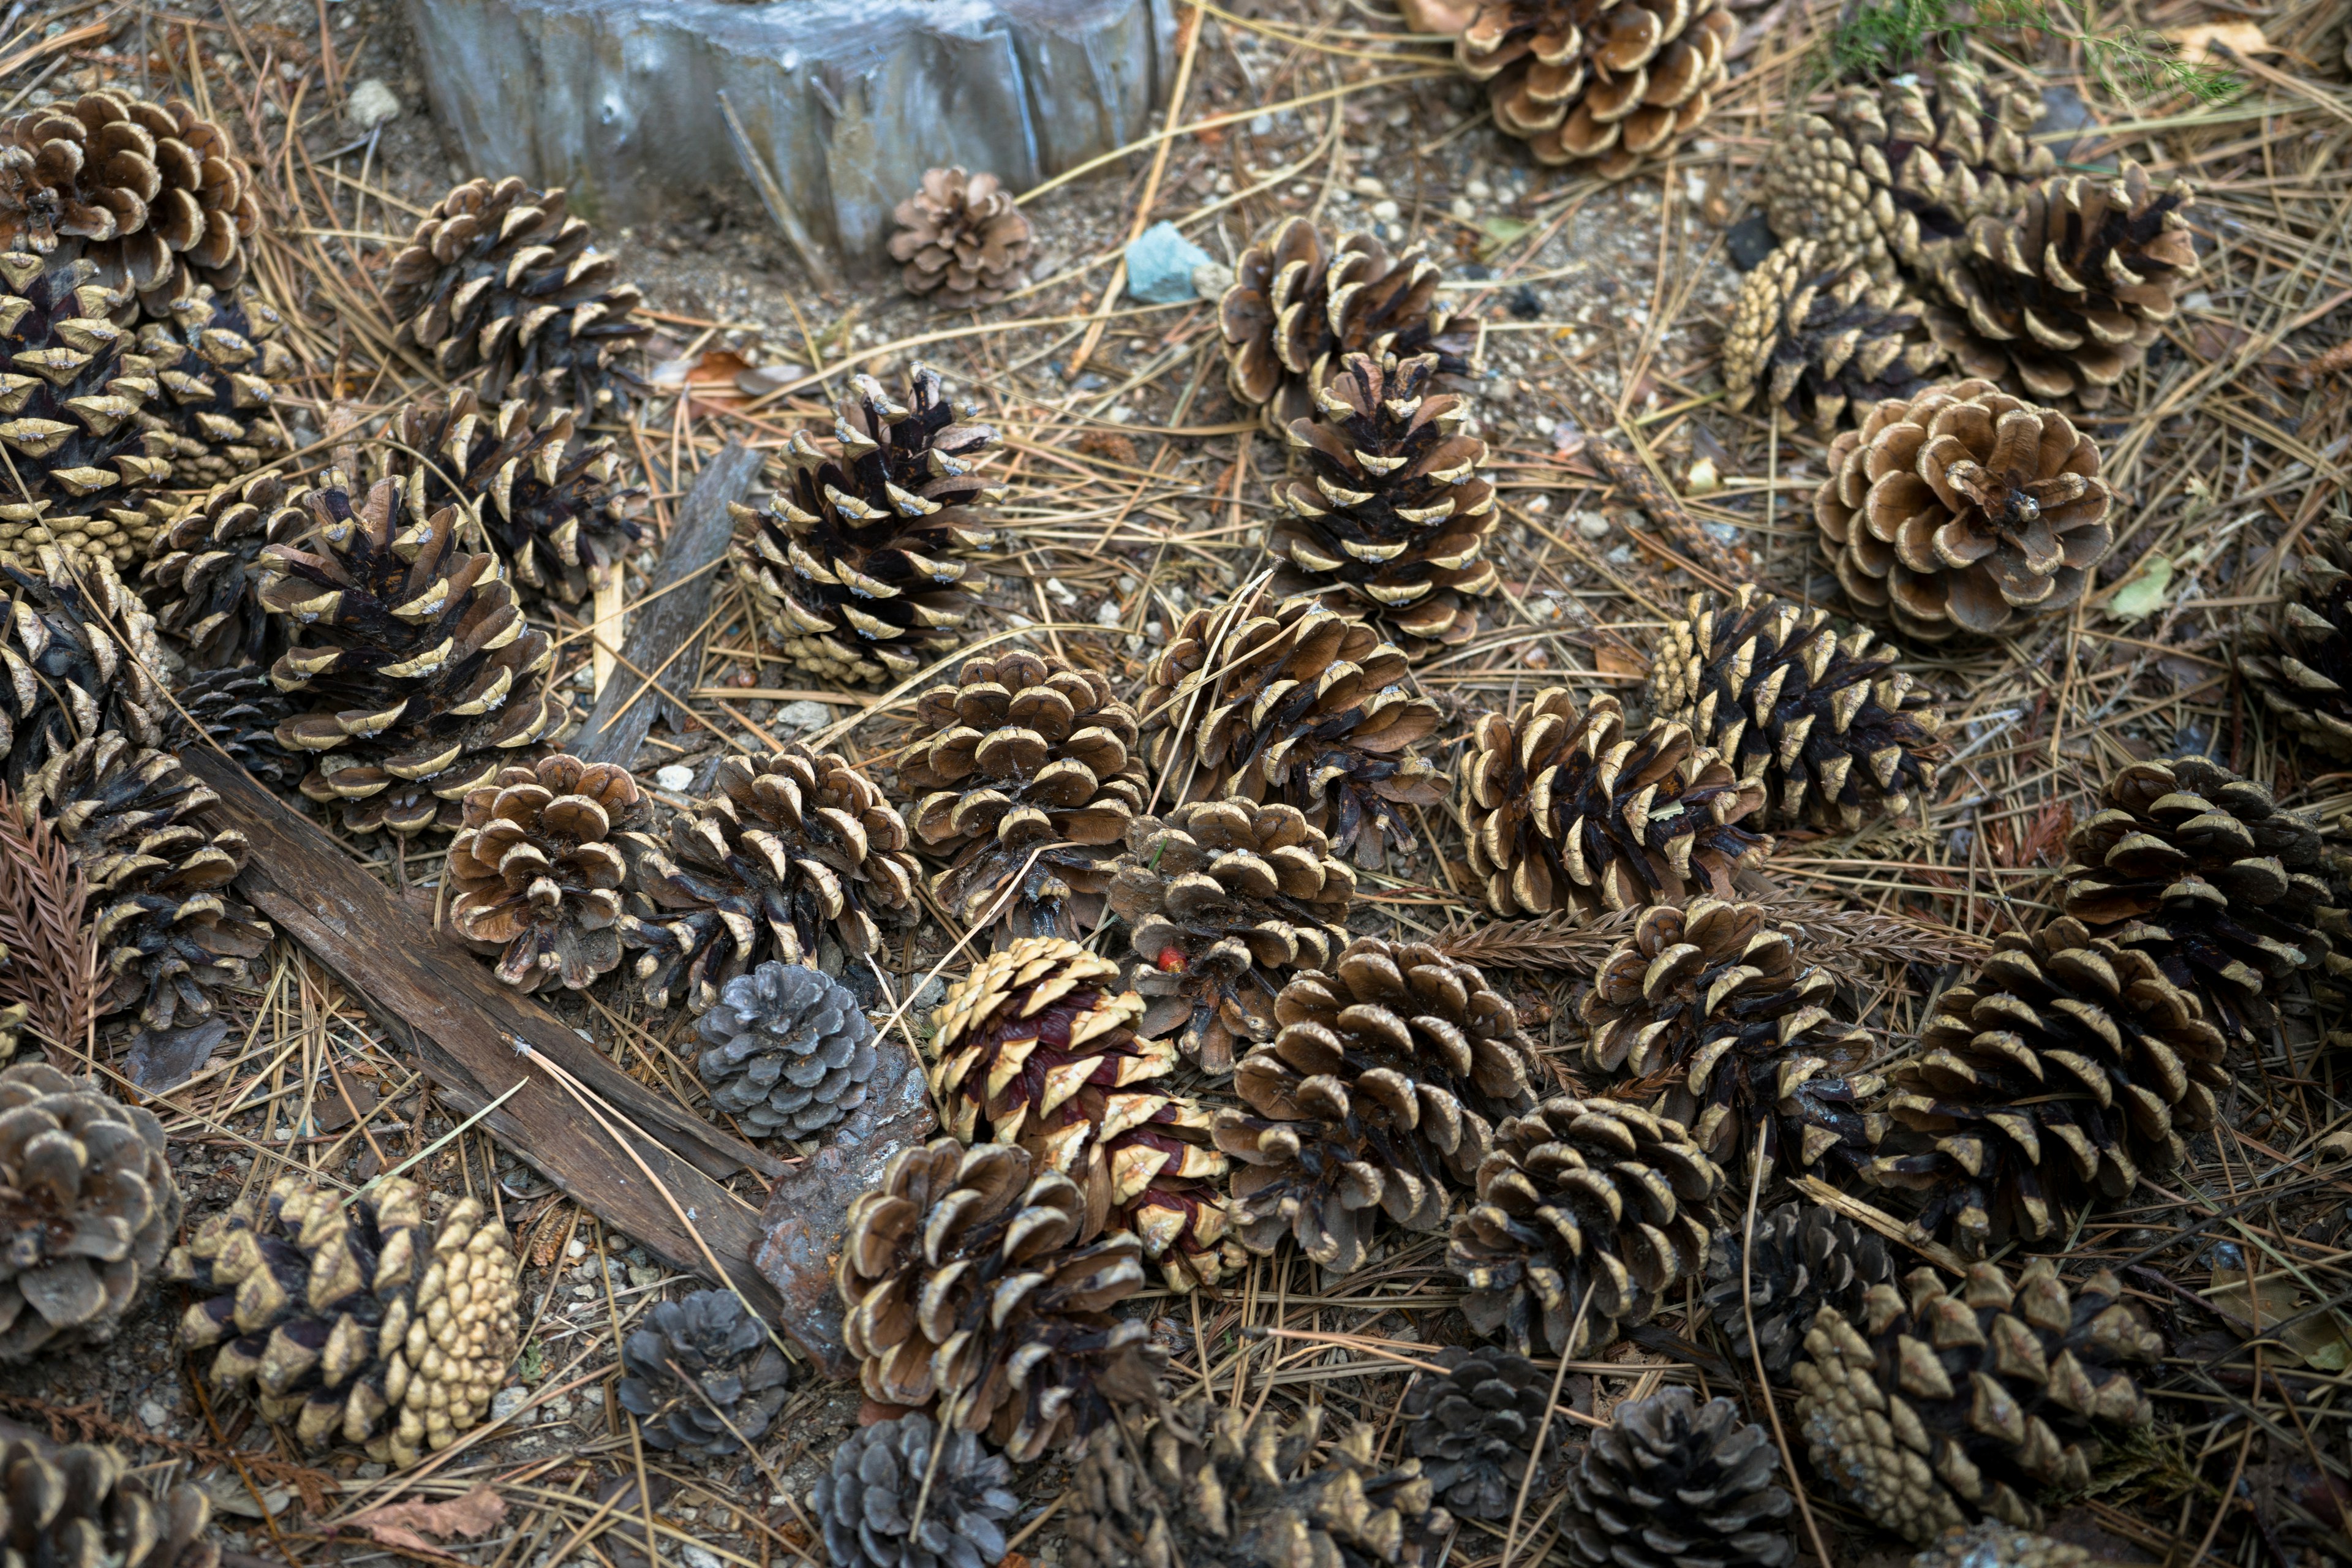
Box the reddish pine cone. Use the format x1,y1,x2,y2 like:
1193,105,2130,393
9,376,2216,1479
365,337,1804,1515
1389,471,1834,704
446,756,646,993
888,167,1033,309
1449,0,1735,177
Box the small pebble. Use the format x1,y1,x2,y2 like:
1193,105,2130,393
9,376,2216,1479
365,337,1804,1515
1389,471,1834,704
774,699,832,732
344,77,399,130
1095,600,1125,628
1574,511,1610,540
1466,178,1492,200
139,1400,170,1431
682,1548,726,1568
491,1387,530,1423
1449,197,1475,222
1686,456,1721,496
655,763,694,791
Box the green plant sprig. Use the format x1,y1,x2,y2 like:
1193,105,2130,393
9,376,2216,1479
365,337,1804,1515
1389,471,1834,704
1823,0,2241,106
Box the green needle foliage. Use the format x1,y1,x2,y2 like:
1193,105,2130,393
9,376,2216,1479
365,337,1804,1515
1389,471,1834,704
1824,0,2241,106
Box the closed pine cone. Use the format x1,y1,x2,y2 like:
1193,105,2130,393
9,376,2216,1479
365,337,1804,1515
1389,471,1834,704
1912,1525,2091,1568
0,1061,180,1358
812,1412,1019,1568
1448,0,1736,177
1,545,166,785
1136,598,1447,869
616,1289,792,1458
168,1175,521,1468
1449,1096,1721,1355
899,650,1145,940
1792,1258,2158,1542
1265,352,1502,654
2243,514,2352,759
1565,1385,1795,1568
140,471,309,670
1704,1201,1894,1385
1105,799,1355,1074
130,285,295,488
695,960,877,1138
889,167,1033,308
1401,1346,1566,1521
445,755,646,993
1722,239,1945,434
1214,937,1536,1275
1647,584,1944,832
1814,379,2114,643
0,1435,218,1568
1457,689,1768,916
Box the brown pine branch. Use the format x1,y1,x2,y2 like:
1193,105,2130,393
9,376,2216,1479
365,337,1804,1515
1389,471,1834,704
0,785,100,1065
1436,902,1990,973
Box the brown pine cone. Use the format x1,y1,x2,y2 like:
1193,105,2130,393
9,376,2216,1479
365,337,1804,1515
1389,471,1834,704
1451,0,1736,177
1,544,166,785
1912,1525,2092,1568
1218,219,1477,432
0,1434,219,1568
888,167,1033,308
1704,1201,1894,1385
1724,239,1945,434
1457,689,1768,916
1106,799,1356,1074
899,650,1145,940
1136,598,1447,869
1814,379,2114,643
2243,513,2352,759
141,471,310,670
166,668,300,790
1213,937,1537,1274
1266,352,1502,655
130,285,295,488
1792,1257,2159,1541
446,755,646,993
1564,1386,1795,1568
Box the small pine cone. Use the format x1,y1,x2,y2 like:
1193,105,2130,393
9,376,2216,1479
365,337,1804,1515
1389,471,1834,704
729,366,998,685
900,650,1144,939
888,168,1033,308
167,668,300,790
1792,1258,2158,1542
1703,1201,1894,1385
1723,239,1945,434
385,178,650,412
930,938,1232,1291
1453,0,1735,177
140,471,309,670
1218,219,1478,431
812,1411,1019,1568
1,545,167,785
1457,690,1768,917
837,1139,1156,1462
1105,799,1356,1074
2244,515,2352,758
1566,1386,1794,1568
628,748,919,1011
0,1061,180,1357
1814,379,2115,643
1136,598,1447,869
1925,163,2198,410
256,476,573,836
1400,1346,1566,1521
1912,1524,2091,1568
168,1175,521,1468
616,1288,793,1458
445,755,646,993
1213,936,1537,1275
1648,585,1944,833
0,1435,218,1568
130,285,295,489
1265,352,1501,654
694,960,878,1138
1449,1097,1722,1355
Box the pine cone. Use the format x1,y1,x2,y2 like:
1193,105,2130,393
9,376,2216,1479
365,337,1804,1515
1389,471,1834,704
812,1411,1019,1568
166,667,300,789
130,285,294,488
1566,1386,1793,1568
1723,239,1945,434
1814,379,2114,642
1647,584,1944,832
0,1061,179,1357
1457,690,1768,917
255,474,572,836
1792,1258,2158,1542
616,1288,793,1458
384,178,650,412
729,366,998,685
140,470,309,670
1265,352,1502,655
1213,937,1536,1274
1452,0,1735,176
1703,1201,1894,1385
1449,1097,1722,1355
1401,1346,1566,1521
1912,1524,2091,1568
1,544,166,785
837,1138,1156,1461
168,1175,521,1468
888,168,1033,309
1863,918,2227,1257
445,755,646,993
1136,598,1447,869
900,650,1145,939
2244,514,2352,758
930,938,1232,1291
628,747,919,1011
0,1434,218,1568
1924,163,2198,409
695,960,878,1138
1218,220,1478,431
1106,799,1356,1075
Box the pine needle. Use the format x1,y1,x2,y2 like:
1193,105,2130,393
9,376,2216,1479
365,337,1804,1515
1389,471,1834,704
1438,902,1989,972
0,785,100,1064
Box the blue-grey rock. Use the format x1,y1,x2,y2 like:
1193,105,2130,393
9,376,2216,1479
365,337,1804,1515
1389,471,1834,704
1123,219,1213,303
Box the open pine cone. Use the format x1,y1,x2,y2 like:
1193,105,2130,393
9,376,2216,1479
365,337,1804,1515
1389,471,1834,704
0,1435,218,1568
813,1412,1019,1568
1401,1346,1566,1521
2244,514,2352,758
141,470,309,670
696,960,878,1139
1724,239,1945,434
889,167,1033,308
1815,379,2114,643
445,755,646,993
617,1289,792,1458
131,285,294,488
1566,1386,1795,1568
1704,1201,1894,1385
167,668,299,790
1,544,166,785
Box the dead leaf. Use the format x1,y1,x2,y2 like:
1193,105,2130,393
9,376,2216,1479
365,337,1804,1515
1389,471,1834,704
345,1485,508,1553
2161,20,2273,62
1594,646,1649,679
2208,1264,2352,1370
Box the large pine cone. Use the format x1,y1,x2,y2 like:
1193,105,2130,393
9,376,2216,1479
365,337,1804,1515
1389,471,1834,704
1724,239,1945,434
1449,1097,1721,1355
888,168,1033,309
1648,584,1944,832
1106,799,1356,1074
1218,220,1477,432
1814,379,2114,643
385,177,650,412
616,1288,792,1458
812,1411,1019,1568
930,938,1231,1291
1,544,166,785
695,960,877,1138
1451,0,1735,177
730,366,998,685
1265,352,1501,654
628,747,919,1011
1214,937,1536,1275
167,1175,521,1467
131,285,295,489
255,475,571,836
1136,598,1447,870
166,667,299,789
0,1061,179,1358
1566,1386,1794,1568
2244,514,2352,758
1401,1346,1566,1521
1458,689,1767,916
141,470,309,670
1792,1258,2158,1541
1703,1201,1894,1385
837,1138,1157,1462
0,1435,218,1568
445,755,646,993
899,650,1144,940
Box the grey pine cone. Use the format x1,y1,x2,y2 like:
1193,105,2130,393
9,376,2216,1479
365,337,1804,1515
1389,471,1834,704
1703,1202,1893,1385
695,961,877,1137
617,1289,792,1458
1401,1346,1564,1521
810,1411,1018,1568
1566,1387,1795,1568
